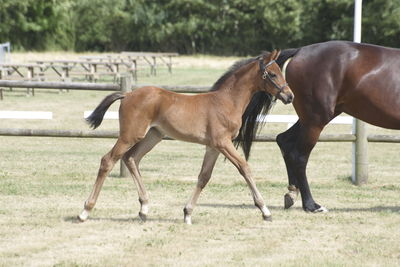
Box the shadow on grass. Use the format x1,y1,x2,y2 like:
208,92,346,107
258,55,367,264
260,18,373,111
64,215,180,224
199,203,300,211
63,204,399,224
199,203,400,213
329,206,400,213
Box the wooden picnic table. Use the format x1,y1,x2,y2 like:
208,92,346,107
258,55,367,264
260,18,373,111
78,57,138,80
0,63,49,95
33,59,132,82
121,52,179,75
0,63,46,80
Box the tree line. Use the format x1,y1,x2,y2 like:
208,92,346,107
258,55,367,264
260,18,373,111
0,0,399,55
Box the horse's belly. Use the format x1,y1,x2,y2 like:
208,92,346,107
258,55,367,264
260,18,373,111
344,72,400,129
344,99,400,130
152,120,209,145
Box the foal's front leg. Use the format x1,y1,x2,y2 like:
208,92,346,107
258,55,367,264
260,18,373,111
216,139,272,221
184,146,220,224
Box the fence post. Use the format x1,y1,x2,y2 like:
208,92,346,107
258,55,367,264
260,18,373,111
352,119,368,185
119,76,132,177
351,0,368,185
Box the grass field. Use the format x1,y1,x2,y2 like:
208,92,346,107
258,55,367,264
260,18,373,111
0,53,399,266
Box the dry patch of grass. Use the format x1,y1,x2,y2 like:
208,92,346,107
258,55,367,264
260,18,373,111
1,135,399,266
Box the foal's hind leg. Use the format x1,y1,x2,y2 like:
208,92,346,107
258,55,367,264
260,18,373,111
216,139,272,221
78,138,133,221
183,146,220,224
122,128,164,221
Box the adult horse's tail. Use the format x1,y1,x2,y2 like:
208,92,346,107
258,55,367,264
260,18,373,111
86,92,125,129
234,48,300,160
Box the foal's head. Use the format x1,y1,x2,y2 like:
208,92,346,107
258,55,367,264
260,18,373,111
258,50,294,104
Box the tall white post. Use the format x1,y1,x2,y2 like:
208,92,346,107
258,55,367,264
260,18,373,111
352,0,368,185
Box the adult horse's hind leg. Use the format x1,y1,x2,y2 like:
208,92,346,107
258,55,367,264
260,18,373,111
282,124,328,213
183,146,220,224
78,138,133,222
216,139,272,221
276,121,301,209
122,128,164,221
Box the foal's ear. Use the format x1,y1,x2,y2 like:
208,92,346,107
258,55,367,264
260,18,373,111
271,49,281,60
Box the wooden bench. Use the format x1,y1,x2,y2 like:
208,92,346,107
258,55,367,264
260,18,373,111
121,52,179,76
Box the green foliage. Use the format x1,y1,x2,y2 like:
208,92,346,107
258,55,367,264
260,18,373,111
0,0,399,54
0,0,74,50
363,0,400,47
299,0,354,43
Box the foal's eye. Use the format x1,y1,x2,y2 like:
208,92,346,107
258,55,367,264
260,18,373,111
268,72,277,78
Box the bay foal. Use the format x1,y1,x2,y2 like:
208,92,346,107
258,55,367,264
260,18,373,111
78,50,293,224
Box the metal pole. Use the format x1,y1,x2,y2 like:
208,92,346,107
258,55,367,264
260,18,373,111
352,0,368,185
119,76,132,178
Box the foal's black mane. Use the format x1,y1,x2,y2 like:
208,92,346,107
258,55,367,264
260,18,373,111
208,52,276,159
234,48,300,160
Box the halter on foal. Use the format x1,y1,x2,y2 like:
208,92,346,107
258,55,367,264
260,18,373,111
78,50,293,224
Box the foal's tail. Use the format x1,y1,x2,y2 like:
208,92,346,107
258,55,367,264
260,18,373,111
86,92,125,129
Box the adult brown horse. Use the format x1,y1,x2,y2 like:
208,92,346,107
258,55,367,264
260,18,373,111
78,50,294,224
237,40,400,213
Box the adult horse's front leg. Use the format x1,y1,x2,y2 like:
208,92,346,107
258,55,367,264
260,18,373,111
217,139,272,221
183,146,220,224
284,124,328,213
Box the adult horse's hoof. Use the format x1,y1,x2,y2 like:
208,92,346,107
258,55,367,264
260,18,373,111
138,212,147,222
284,193,296,209
304,203,329,213
312,206,329,213
284,185,299,209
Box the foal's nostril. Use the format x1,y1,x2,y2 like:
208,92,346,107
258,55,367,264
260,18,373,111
288,94,294,103
281,92,294,104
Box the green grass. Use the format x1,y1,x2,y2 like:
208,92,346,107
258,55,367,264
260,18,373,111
0,54,399,266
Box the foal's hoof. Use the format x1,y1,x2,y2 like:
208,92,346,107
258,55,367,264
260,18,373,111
263,215,272,222
184,215,192,225
284,192,296,209
138,212,147,222
77,210,89,222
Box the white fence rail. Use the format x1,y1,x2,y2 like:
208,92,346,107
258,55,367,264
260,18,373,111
0,111,52,119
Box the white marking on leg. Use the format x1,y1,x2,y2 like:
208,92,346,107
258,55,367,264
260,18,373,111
141,204,149,215
184,215,192,225
78,209,90,221
261,206,272,217
314,206,329,213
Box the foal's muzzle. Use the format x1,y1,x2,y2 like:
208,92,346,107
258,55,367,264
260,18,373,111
277,89,294,104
